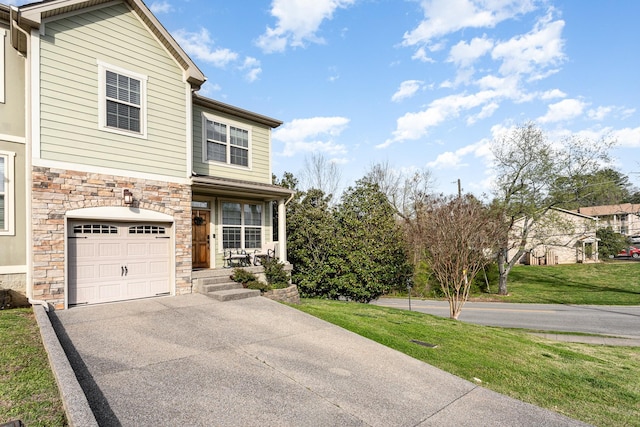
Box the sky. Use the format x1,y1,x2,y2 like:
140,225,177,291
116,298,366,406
11,0,640,198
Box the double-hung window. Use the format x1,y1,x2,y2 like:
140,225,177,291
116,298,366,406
98,61,147,137
204,115,250,167
221,202,262,249
0,151,15,235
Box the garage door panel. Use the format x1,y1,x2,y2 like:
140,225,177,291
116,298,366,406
150,279,170,295
99,242,123,257
68,221,173,306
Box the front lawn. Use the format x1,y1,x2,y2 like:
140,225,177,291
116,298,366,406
0,308,67,426
471,262,640,305
295,299,639,427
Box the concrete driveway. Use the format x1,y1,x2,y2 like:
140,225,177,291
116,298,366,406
47,294,589,426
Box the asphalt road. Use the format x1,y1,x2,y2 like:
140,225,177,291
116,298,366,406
371,298,640,339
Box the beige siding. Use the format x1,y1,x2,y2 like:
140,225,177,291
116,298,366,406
192,105,272,184
0,26,26,138
39,3,188,178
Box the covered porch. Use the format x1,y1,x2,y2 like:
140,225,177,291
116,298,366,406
190,175,295,272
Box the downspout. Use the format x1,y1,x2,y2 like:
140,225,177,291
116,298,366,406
13,9,45,310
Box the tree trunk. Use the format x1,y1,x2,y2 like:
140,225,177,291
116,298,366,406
497,248,509,295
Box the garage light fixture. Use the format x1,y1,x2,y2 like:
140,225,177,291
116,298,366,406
123,189,134,205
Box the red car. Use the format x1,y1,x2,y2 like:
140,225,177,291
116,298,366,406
616,247,640,258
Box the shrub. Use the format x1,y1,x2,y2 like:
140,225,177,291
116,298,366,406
262,257,290,289
246,281,270,292
231,268,258,285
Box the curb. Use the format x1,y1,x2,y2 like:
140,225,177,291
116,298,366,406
33,305,98,427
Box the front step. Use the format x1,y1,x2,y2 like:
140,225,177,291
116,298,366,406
194,276,260,302
208,288,261,302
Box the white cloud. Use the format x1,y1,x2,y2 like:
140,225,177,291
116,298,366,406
587,106,613,121
412,47,435,63
173,28,238,67
537,98,586,123
491,13,565,77
391,80,424,102
403,0,537,47
540,89,566,100
256,0,356,53
448,36,493,67
149,1,172,14
612,126,640,147
240,57,262,82
427,140,491,169
467,102,499,125
273,117,350,157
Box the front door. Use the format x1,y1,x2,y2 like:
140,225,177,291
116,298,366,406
192,210,210,268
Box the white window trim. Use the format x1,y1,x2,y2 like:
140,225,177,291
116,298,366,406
218,201,264,251
201,112,252,170
1,29,6,104
97,60,148,139
0,150,16,236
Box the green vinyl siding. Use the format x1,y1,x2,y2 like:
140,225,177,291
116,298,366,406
0,141,26,266
39,3,188,178
192,105,272,184
0,26,25,138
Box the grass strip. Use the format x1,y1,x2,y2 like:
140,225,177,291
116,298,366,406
0,308,67,426
295,299,640,427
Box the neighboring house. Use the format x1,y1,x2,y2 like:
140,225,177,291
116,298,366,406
0,5,27,295
576,203,640,238
510,208,599,265
2,0,293,309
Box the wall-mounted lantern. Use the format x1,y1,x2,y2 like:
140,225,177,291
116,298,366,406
123,189,134,205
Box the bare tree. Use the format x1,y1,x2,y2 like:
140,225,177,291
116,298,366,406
365,161,434,220
420,195,501,319
492,123,614,295
301,153,342,198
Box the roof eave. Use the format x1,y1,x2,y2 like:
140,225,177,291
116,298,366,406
193,93,283,128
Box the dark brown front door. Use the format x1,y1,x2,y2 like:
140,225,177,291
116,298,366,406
192,210,210,269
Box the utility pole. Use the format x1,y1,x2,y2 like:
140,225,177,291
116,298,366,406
457,179,462,198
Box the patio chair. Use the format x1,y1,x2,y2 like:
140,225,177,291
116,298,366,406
250,242,277,266
224,249,250,268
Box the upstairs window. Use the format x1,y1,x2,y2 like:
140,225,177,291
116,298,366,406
98,61,147,138
203,114,251,168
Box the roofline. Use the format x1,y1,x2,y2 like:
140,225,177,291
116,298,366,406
193,93,283,128
13,0,206,88
192,175,294,200
551,206,598,221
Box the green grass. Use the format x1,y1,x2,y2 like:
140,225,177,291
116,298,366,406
295,299,640,427
471,262,640,305
0,308,67,426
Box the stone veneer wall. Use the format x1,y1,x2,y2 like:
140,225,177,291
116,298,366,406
32,166,192,309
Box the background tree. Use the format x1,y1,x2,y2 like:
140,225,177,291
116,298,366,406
551,168,634,209
300,153,342,198
286,179,412,303
420,194,501,319
596,227,630,259
333,179,413,302
491,123,613,295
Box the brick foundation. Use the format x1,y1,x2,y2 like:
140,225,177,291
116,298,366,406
32,166,192,309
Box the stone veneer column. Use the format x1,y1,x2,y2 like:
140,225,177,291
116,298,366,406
31,166,192,309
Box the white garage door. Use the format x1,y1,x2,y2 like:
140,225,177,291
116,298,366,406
68,221,172,305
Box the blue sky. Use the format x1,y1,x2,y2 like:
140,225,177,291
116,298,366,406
12,0,640,197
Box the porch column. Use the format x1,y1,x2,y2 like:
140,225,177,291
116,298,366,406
278,197,287,262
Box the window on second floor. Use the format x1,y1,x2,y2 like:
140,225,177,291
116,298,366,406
98,61,147,138
203,114,251,168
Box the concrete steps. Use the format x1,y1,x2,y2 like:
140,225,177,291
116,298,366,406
194,274,260,302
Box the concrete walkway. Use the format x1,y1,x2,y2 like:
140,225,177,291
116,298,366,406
44,294,590,426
